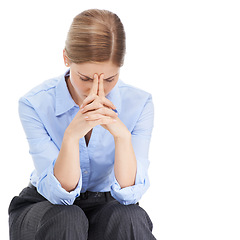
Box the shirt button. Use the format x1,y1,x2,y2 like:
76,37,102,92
84,170,88,174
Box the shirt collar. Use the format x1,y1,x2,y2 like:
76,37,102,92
55,69,122,116
55,69,78,116
105,77,122,115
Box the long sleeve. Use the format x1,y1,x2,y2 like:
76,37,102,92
110,94,154,205
18,97,81,205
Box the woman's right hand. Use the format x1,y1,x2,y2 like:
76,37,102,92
64,73,118,141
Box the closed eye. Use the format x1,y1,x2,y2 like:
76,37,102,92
79,77,114,82
105,78,114,82
79,77,92,82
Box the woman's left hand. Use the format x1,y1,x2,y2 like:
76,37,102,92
80,74,130,139
101,114,130,139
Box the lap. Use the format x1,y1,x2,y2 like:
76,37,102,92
9,186,155,240
9,187,88,240
93,200,151,226
88,200,155,240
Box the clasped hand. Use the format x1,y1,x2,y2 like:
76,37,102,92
80,73,129,138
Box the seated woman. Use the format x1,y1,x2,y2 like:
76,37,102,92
8,9,156,240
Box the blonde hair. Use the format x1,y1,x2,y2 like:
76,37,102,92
64,9,126,67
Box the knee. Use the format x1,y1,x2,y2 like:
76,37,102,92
104,202,151,227
94,202,155,239
42,204,88,226
37,205,88,238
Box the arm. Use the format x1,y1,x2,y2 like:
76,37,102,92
114,132,137,188
110,94,154,205
53,132,81,192
18,98,82,205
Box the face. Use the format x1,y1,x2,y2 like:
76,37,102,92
63,50,120,106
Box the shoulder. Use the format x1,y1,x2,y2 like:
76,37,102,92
118,79,151,97
19,74,61,107
20,77,59,100
118,79,153,108
117,79,154,130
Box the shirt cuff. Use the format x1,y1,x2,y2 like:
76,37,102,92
110,161,150,205
37,159,82,205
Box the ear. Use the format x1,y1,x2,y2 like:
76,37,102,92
63,49,70,67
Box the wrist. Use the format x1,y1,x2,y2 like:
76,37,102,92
64,128,81,143
114,130,131,141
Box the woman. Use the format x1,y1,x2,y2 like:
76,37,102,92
8,9,156,240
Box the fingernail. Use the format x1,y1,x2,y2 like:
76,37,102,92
80,104,83,109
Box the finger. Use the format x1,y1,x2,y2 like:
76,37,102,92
89,73,99,96
81,93,117,111
84,113,115,121
101,97,117,110
84,113,103,120
85,107,118,119
81,100,103,114
89,116,117,124
98,116,117,124
98,107,118,118
86,117,116,129
98,74,105,98
80,94,97,109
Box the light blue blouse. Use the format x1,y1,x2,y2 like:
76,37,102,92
18,69,154,205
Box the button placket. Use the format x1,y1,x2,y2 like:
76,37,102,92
79,138,90,191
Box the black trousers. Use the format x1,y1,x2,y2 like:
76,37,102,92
8,185,157,240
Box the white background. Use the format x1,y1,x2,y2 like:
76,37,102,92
1,0,240,239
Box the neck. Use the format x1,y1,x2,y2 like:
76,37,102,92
65,76,83,107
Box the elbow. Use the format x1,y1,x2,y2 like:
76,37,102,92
53,172,80,192
60,180,79,192
53,167,81,192
116,177,136,189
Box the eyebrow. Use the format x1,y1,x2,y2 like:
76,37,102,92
77,72,118,80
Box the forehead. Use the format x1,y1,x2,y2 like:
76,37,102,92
72,61,120,78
